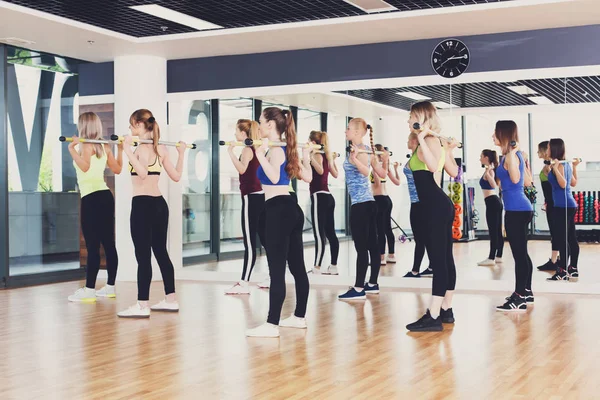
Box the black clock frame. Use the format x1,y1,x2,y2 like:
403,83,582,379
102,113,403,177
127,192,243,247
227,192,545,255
431,38,470,79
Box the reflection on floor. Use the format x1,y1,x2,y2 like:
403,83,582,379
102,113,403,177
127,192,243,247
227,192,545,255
182,239,600,294
2,280,599,398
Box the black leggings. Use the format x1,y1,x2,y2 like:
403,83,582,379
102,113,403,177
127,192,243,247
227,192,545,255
310,192,339,267
262,195,309,325
410,202,430,273
546,204,560,251
240,193,265,281
374,195,395,255
553,207,579,269
81,190,118,289
350,201,380,288
485,195,504,260
423,199,456,297
504,211,533,295
131,196,175,301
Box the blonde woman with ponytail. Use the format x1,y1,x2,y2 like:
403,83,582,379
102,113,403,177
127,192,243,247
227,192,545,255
307,130,339,275
246,107,313,338
118,109,187,318
338,118,387,301
224,119,266,295
67,112,123,303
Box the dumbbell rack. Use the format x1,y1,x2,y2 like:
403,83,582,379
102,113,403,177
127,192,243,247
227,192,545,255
573,191,600,244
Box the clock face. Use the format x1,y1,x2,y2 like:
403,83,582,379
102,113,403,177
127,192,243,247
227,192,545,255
431,39,470,78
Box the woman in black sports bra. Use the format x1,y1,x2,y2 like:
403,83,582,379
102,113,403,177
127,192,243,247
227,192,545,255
405,102,460,332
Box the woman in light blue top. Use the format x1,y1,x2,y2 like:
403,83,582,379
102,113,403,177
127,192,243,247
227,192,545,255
338,118,388,301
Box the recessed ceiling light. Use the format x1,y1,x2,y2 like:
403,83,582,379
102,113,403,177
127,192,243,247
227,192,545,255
432,101,459,109
507,85,537,96
528,96,554,105
130,5,222,31
396,91,431,101
342,0,397,13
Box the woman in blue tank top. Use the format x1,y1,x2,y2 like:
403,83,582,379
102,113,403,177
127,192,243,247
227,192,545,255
546,138,579,282
493,121,533,312
477,149,504,267
245,107,313,338
338,118,388,301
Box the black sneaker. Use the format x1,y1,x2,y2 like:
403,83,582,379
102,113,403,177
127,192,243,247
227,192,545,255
567,265,579,281
440,308,455,324
525,289,534,304
547,268,568,281
496,293,527,312
403,271,420,278
406,309,443,332
537,259,557,271
419,267,433,278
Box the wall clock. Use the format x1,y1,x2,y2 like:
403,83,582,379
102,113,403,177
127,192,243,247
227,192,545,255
431,39,470,78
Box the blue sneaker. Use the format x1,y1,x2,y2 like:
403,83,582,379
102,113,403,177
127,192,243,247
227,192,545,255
338,287,366,301
364,283,380,294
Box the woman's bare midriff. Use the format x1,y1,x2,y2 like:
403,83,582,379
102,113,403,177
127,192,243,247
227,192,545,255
132,175,163,197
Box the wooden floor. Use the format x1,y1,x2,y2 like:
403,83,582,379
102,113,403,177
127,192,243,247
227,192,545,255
2,280,600,399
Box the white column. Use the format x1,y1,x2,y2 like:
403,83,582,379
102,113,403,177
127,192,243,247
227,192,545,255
113,55,182,282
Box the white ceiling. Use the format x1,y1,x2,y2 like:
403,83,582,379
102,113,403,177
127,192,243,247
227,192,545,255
0,0,599,63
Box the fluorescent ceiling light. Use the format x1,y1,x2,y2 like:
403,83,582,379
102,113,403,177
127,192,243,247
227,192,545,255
130,5,222,31
528,96,554,105
432,101,459,109
396,91,431,101
342,0,398,13
507,85,537,95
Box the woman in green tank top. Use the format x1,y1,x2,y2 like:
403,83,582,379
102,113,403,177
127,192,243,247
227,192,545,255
67,112,123,303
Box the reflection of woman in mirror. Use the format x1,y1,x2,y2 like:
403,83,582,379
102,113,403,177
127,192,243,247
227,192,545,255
307,130,339,276
224,119,265,295
477,149,504,266
492,120,533,312
405,101,459,332
536,141,560,271
371,144,398,267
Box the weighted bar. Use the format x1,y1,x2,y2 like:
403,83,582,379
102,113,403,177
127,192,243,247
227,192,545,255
345,146,393,156
412,123,463,149
544,158,582,165
315,151,341,158
111,135,196,149
243,138,323,150
59,136,120,145
218,140,246,146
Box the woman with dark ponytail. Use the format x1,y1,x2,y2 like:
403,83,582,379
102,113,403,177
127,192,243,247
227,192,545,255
245,107,313,338
338,119,388,301
477,149,504,266
118,109,187,318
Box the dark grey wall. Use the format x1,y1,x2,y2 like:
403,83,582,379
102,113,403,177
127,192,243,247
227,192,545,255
167,24,600,93
79,62,114,96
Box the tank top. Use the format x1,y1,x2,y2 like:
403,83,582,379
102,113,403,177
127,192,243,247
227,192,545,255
548,163,577,208
74,151,109,198
256,147,290,186
539,169,554,207
408,145,449,207
343,145,374,205
239,148,262,196
496,151,533,212
403,161,419,203
309,156,329,195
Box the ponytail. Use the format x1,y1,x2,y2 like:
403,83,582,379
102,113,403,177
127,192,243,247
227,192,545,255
237,119,261,144
283,110,301,179
309,130,331,160
150,117,160,162
367,124,375,156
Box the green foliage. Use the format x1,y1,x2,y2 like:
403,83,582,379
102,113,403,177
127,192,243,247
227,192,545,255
37,144,53,192
8,48,71,74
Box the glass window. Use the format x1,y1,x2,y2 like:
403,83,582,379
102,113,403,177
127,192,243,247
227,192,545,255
218,98,254,253
181,100,212,259
7,47,85,276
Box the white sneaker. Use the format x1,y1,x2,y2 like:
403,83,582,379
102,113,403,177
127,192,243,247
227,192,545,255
150,299,179,312
495,257,503,264
322,265,339,275
68,287,96,303
246,322,280,338
225,281,251,295
380,258,387,266
279,314,307,329
477,258,496,266
310,267,322,274
257,278,270,289
96,285,116,298
387,255,397,263
117,303,150,318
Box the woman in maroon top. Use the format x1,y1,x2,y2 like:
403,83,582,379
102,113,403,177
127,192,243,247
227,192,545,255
225,119,265,295
308,130,340,275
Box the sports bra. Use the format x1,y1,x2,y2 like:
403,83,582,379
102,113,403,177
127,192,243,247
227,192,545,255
129,154,161,176
409,145,445,172
369,171,386,184
256,147,290,186
480,172,494,190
